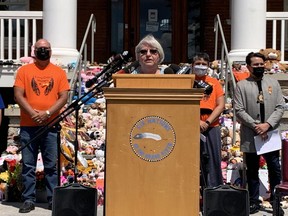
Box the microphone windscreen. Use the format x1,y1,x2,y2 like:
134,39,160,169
169,64,180,73
85,78,96,88
116,61,140,74
124,61,140,73
164,67,175,74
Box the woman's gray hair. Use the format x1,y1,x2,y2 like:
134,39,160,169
135,34,165,63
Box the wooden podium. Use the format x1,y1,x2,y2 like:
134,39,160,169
103,74,203,216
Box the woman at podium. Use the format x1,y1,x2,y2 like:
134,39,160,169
191,53,225,188
133,34,165,74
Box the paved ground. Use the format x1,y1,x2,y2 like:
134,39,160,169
0,201,288,216
0,202,104,216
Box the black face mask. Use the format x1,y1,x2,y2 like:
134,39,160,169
253,67,265,78
35,47,50,61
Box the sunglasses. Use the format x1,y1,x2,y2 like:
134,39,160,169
139,49,158,55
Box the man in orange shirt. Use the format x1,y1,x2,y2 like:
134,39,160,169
191,53,225,188
14,39,70,213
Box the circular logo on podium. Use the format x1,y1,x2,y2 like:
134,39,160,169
130,116,176,162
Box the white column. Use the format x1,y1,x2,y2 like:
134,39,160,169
43,0,79,66
229,0,267,62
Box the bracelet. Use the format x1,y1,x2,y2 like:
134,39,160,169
46,110,51,118
205,120,211,126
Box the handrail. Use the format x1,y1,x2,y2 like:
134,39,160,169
68,14,97,103
214,14,237,145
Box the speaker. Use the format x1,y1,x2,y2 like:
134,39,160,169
52,183,97,216
203,185,249,216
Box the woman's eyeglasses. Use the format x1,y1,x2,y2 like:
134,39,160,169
139,49,158,55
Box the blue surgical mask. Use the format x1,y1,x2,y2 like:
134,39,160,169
193,65,208,77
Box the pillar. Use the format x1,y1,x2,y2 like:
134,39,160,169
43,0,79,66
229,0,267,62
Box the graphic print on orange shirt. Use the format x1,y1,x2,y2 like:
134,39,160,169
31,76,54,96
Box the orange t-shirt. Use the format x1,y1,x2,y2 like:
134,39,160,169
197,76,224,126
14,63,70,126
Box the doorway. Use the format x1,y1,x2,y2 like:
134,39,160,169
111,0,202,64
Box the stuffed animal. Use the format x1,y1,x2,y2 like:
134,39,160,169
208,60,220,78
232,61,250,81
259,48,288,73
19,45,35,64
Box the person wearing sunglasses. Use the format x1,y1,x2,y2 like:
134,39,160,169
14,39,70,213
134,34,165,74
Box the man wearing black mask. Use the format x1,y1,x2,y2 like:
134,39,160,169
14,39,70,213
234,52,284,215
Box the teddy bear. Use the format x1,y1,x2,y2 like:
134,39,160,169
208,60,220,79
259,48,288,73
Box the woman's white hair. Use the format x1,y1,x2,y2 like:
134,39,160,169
135,34,165,63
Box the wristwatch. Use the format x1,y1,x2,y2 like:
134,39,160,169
205,120,211,126
46,110,51,118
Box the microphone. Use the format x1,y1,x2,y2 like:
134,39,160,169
164,66,175,74
85,51,132,88
193,80,213,95
168,64,180,73
166,64,191,74
116,61,140,74
176,65,191,74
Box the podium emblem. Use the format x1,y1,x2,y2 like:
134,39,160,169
130,116,176,162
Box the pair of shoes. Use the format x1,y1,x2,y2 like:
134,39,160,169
249,203,260,214
19,201,35,213
48,202,52,210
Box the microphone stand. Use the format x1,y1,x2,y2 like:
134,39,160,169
16,67,118,185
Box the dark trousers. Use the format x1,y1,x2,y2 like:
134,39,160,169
200,126,223,188
245,151,281,204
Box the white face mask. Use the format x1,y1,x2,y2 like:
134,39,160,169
193,65,208,77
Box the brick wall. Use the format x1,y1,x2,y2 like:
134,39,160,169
29,0,284,63
77,1,111,64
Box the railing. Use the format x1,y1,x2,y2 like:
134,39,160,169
266,12,288,64
214,14,237,141
68,14,97,103
0,11,43,60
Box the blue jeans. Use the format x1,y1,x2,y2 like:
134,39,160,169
20,126,58,203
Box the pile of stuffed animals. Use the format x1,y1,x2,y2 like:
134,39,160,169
1,54,288,207
259,48,288,73
0,90,107,204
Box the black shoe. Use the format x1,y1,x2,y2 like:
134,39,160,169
48,202,52,210
249,203,260,214
19,201,35,213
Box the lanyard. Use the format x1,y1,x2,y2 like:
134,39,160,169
256,80,265,123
